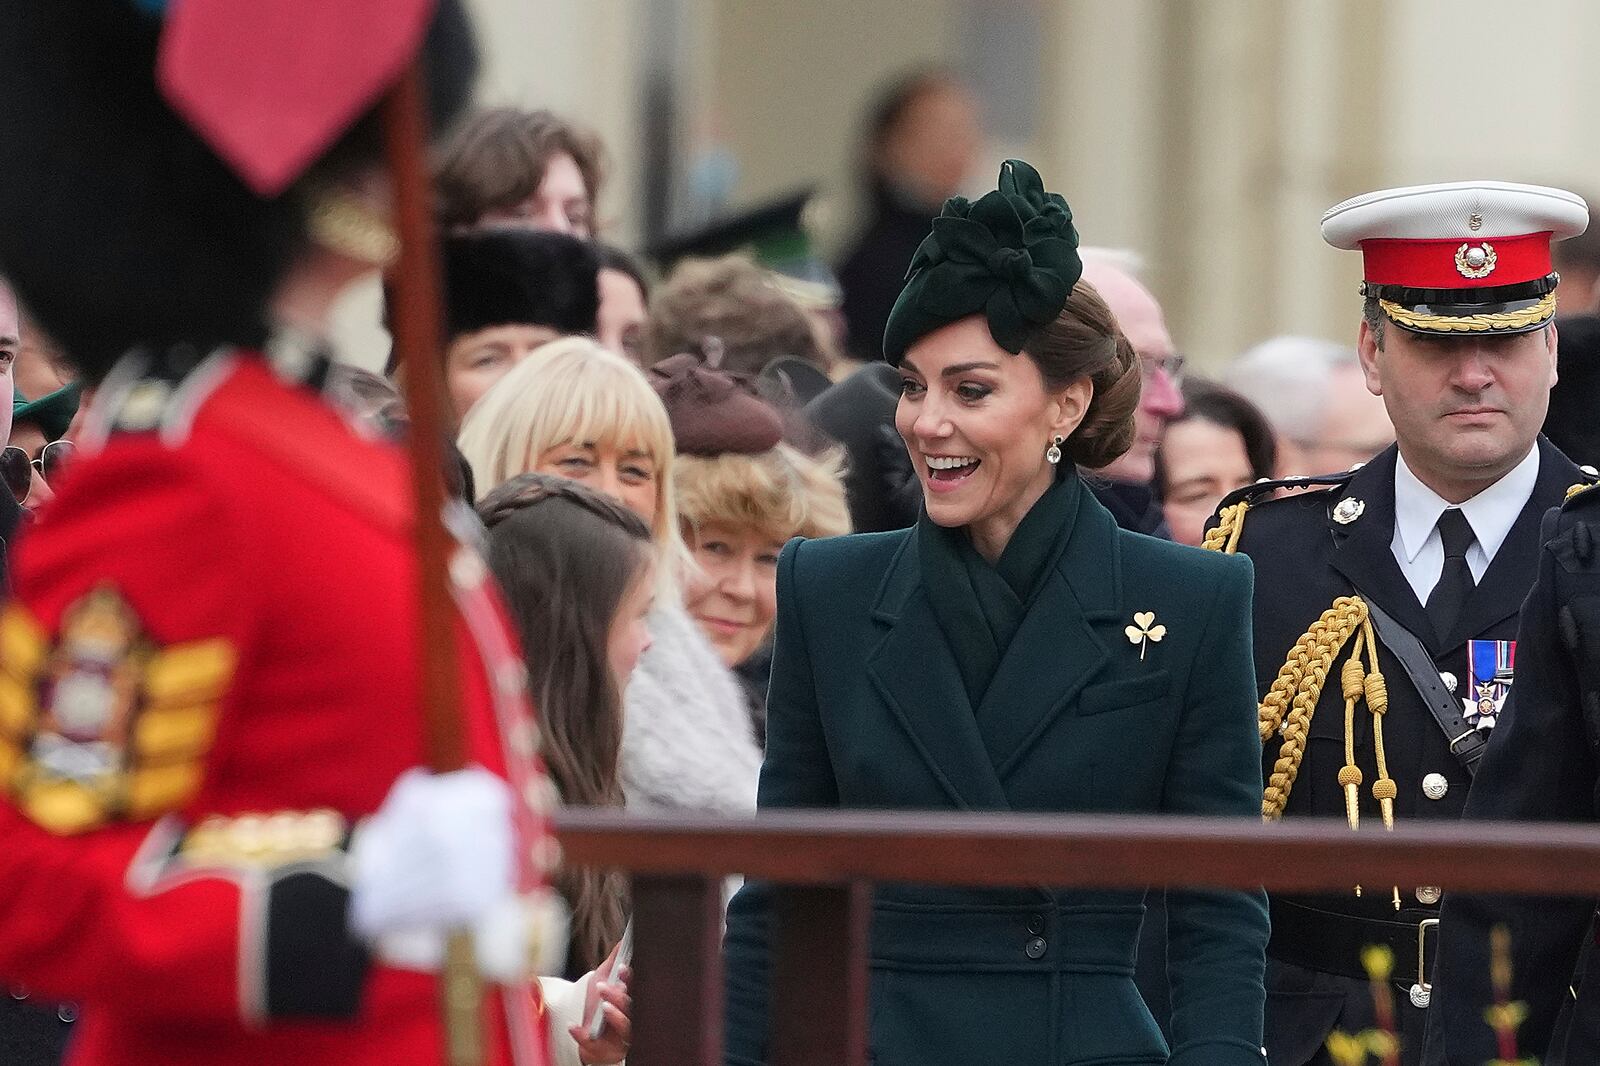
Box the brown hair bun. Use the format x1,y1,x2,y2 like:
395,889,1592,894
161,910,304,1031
1022,279,1140,470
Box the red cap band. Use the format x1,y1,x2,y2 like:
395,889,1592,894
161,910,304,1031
1360,232,1553,289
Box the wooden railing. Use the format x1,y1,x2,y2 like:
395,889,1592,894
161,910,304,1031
555,809,1600,1066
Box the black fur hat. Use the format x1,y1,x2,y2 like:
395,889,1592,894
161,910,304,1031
441,229,601,340
0,1,476,380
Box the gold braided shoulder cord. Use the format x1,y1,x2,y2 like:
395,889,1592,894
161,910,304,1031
1567,481,1598,502
1201,500,1397,830
1256,595,1396,830
1378,292,1556,334
1201,500,1251,554
1258,596,1365,820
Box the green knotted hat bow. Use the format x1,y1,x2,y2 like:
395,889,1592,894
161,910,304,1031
882,159,1082,365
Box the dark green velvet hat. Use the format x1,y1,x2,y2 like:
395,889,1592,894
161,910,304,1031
12,382,81,442
882,159,1081,365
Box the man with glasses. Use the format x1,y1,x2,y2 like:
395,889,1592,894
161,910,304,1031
1079,248,1186,537
1204,181,1592,1065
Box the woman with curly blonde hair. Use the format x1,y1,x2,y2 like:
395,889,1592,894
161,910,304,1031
656,354,850,739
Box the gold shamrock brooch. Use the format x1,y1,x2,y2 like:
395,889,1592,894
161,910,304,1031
1125,612,1166,661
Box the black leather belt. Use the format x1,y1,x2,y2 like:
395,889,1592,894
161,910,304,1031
1269,898,1439,987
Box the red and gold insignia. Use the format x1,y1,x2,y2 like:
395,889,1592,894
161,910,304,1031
0,586,238,834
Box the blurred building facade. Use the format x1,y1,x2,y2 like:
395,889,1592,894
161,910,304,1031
329,0,1600,371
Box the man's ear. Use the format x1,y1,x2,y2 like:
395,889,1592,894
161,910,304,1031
1546,321,1560,388
1356,318,1384,396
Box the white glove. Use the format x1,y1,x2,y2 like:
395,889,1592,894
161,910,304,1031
349,766,515,940
375,890,571,983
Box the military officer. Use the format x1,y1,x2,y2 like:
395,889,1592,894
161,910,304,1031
1205,180,1592,1066
1422,486,1600,1064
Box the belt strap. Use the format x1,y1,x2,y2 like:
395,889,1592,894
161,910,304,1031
1360,597,1487,776
1269,898,1437,984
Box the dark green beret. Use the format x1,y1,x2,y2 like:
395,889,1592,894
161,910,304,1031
13,381,81,441
882,159,1082,365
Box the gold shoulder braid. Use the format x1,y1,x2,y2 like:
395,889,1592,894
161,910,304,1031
1202,487,1395,831
1254,596,1392,828
1201,500,1250,554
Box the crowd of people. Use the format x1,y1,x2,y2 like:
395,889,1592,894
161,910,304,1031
10,3,1600,1066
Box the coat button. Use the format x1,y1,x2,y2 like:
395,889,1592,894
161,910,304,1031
9,985,27,1001
1422,773,1449,801
57,1004,77,1023
1024,936,1047,960
1416,886,1442,905
1027,914,1045,935
1440,671,1458,694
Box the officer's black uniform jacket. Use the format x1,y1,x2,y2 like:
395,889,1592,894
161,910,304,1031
1424,483,1600,1066
1221,438,1583,1066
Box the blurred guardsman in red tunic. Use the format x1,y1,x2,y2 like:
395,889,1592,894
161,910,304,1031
0,3,629,1065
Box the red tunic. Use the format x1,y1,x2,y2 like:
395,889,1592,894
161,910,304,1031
0,349,553,1066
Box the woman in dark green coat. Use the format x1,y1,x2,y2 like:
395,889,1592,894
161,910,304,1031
723,160,1268,1066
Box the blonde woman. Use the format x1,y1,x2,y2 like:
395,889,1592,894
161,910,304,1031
459,338,761,816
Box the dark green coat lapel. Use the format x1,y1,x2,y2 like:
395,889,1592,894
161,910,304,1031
866,537,1009,810
865,478,1122,806
978,487,1119,778
916,472,1080,706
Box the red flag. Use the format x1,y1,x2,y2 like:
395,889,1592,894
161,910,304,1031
157,0,435,196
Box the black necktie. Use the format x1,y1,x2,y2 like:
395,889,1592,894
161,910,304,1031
1426,508,1476,642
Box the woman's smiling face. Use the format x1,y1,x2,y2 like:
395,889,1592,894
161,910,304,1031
895,316,1088,552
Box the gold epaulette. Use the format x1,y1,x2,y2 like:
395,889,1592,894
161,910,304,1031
1202,468,1361,555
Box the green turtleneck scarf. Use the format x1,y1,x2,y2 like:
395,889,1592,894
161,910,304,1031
917,470,1081,708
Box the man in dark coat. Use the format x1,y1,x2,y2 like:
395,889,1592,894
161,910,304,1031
1206,180,1591,1066
1541,312,1600,468
1422,480,1600,1066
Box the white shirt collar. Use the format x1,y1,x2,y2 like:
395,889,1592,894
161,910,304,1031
1392,445,1541,565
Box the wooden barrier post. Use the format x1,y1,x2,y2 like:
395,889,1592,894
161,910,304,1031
630,874,725,1066
771,881,872,1066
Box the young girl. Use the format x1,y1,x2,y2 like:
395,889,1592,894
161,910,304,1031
479,472,656,984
